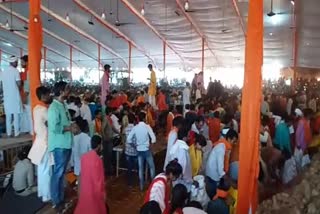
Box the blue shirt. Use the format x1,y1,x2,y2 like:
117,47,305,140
48,99,73,151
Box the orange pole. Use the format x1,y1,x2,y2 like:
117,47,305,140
237,0,263,213
28,0,43,115
201,38,204,72
163,41,166,78
128,42,132,84
70,45,72,81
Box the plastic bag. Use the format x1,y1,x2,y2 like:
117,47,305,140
190,175,210,209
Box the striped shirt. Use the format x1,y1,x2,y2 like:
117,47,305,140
125,124,137,156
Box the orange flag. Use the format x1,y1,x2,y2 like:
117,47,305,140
237,0,263,213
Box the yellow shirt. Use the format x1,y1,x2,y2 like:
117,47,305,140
148,70,156,96
189,144,202,177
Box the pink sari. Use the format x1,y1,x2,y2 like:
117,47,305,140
74,151,107,214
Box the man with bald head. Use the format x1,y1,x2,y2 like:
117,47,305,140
0,56,23,137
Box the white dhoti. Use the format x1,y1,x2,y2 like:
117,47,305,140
37,150,52,202
148,95,156,109
20,104,33,134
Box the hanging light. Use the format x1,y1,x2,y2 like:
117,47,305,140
65,13,70,22
290,0,295,5
101,12,106,19
184,1,189,11
5,19,9,28
141,7,145,16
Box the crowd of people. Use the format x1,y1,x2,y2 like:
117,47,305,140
1,56,320,214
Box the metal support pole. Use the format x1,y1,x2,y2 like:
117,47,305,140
98,43,101,83
128,42,132,84
163,41,166,78
201,37,205,72
44,47,47,82
70,45,73,81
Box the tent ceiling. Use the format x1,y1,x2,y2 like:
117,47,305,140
0,0,315,72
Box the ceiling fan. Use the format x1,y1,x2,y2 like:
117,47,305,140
114,0,134,27
267,0,291,17
5,2,28,32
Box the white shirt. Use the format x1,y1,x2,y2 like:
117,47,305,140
67,102,80,117
261,101,269,115
127,122,156,151
80,103,92,125
183,87,191,105
163,129,178,170
196,89,201,100
71,132,91,176
287,98,293,115
110,114,121,134
206,143,226,182
169,139,192,185
148,173,168,212
0,65,22,114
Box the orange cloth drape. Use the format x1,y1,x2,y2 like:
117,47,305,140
236,0,263,213
28,0,43,121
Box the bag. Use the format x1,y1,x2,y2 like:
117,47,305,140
294,147,303,171
190,175,210,210
301,154,311,168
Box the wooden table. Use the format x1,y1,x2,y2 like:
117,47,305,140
0,135,32,173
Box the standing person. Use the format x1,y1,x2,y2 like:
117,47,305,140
127,111,156,191
48,81,73,210
183,82,191,108
205,129,238,198
207,111,221,143
157,89,168,112
144,160,183,213
164,116,185,170
168,128,193,191
295,108,312,153
191,73,198,97
261,96,270,116
124,113,138,186
274,114,292,154
287,95,293,116
0,56,22,137
28,86,53,202
101,64,111,106
20,55,29,100
71,117,91,189
74,135,107,214
147,64,157,108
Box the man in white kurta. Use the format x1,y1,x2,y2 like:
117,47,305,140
28,86,53,202
183,82,191,107
0,56,22,137
168,131,193,191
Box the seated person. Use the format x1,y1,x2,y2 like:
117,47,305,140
13,146,37,196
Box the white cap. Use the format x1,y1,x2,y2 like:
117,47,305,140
8,56,18,63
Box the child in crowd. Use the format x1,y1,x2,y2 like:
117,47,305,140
169,184,189,214
71,117,91,193
140,201,162,214
125,113,138,186
74,135,107,214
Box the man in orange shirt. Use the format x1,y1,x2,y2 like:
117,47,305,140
207,111,221,143
157,89,168,112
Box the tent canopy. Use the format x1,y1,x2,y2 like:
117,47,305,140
0,0,317,71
